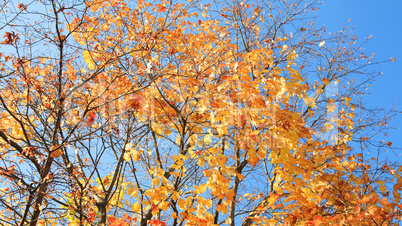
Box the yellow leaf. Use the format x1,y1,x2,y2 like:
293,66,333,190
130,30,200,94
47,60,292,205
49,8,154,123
204,133,212,144
127,187,138,197
125,143,133,150
177,198,186,210
87,62,95,70
303,96,316,108
324,123,333,132
267,196,275,207
197,158,204,167
152,178,160,186
124,152,131,162
160,201,170,211
327,102,336,113
172,191,180,201
216,126,228,135
132,202,141,212
83,50,95,70
216,204,228,214
194,184,207,194
169,172,180,177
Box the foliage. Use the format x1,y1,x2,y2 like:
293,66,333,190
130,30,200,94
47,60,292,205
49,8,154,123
0,0,400,225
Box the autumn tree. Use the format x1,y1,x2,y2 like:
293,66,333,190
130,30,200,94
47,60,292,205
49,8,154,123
0,0,400,225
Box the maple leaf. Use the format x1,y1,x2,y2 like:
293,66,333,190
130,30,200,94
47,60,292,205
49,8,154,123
152,203,158,211
149,220,167,226
358,195,370,204
50,146,63,158
122,214,137,222
312,216,322,225
86,111,96,126
158,5,166,12
108,218,130,226
88,213,96,222
0,1,399,226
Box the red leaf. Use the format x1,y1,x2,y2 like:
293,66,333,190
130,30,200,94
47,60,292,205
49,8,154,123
158,5,166,12
86,111,96,126
122,214,137,222
107,216,116,223
56,6,65,14
149,220,166,226
88,213,96,222
313,215,322,226
211,102,219,108
152,203,158,211
126,94,144,111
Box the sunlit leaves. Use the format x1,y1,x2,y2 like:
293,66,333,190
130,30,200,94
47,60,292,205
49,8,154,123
0,0,400,225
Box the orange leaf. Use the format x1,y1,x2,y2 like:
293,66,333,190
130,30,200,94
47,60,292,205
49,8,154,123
50,146,63,158
122,214,137,222
149,220,166,226
267,196,276,207
211,102,219,107
109,219,129,226
358,195,370,204
313,215,322,226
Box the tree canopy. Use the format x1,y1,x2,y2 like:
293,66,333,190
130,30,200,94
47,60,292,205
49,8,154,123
0,0,400,225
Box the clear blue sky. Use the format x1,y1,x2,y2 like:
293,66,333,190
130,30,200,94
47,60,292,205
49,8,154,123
316,1,402,152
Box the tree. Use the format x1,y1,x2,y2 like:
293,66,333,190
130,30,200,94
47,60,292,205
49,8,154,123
0,0,400,225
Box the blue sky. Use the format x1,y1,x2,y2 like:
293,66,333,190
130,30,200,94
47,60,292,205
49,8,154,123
316,1,402,152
